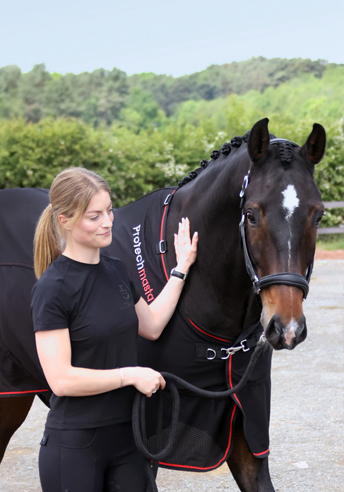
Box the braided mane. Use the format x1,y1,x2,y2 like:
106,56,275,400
178,131,251,188
177,130,294,188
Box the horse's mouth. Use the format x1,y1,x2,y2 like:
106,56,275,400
264,314,308,350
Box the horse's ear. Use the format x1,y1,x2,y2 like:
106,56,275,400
300,123,326,165
248,118,270,163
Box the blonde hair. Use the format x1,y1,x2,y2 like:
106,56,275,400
34,167,111,278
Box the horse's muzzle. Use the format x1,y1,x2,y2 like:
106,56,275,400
265,314,307,350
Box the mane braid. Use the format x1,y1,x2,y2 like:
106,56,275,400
177,131,250,188
277,142,294,165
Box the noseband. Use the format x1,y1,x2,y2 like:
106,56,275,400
239,139,313,300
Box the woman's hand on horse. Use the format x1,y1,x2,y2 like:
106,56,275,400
122,367,166,397
174,217,198,274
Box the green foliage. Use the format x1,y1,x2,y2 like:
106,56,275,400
1,58,339,124
44,68,129,125
0,65,129,125
317,234,344,250
0,57,342,225
118,88,167,130
0,118,220,207
128,57,331,115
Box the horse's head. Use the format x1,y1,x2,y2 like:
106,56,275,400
243,118,326,350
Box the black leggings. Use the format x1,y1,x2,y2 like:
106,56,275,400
39,422,147,492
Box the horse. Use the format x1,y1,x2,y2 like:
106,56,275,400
0,118,326,491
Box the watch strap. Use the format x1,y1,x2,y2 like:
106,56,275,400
170,268,187,281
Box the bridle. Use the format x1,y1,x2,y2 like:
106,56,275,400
239,138,313,300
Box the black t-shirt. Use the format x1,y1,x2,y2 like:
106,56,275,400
31,254,141,430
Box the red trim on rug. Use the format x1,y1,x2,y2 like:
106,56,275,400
253,449,270,457
160,204,169,281
0,389,50,395
160,190,176,282
228,355,242,409
228,355,270,457
187,317,234,343
159,404,237,471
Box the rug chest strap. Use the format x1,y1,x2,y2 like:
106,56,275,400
196,332,262,361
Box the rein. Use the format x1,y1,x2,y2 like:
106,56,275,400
239,138,313,300
132,334,267,492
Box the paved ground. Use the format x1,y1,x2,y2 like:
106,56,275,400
0,258,343,491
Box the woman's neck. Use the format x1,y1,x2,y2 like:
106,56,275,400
62,245,100,264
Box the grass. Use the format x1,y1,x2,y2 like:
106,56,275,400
316,233,344,250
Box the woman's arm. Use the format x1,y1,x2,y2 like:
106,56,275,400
35,328,165,397
136,217,198,340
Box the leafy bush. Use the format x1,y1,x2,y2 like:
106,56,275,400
0,115,342,226
0,118,220,206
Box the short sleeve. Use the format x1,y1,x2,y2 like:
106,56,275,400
31,277,70,332
129,278,141,304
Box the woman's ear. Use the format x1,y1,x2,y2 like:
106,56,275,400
58,214,71,231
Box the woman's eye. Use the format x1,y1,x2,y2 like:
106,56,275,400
91,216,99,221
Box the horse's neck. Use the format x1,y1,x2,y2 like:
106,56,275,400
166,150,261,339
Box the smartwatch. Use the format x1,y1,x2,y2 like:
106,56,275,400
170,268,187,281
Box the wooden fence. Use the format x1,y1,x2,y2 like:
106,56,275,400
318,201,344,235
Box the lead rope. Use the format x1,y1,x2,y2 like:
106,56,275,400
132,334,268,492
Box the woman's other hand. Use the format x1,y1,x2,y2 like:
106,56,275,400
174,217,198,275
122,367,166,397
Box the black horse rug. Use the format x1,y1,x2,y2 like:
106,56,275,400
0,188,50,398
103,188,272,470
0,186,272,471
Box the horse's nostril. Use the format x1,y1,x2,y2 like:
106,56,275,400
265,315,307,350
266,315,284,350
296,319,307,344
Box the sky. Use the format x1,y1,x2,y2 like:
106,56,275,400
1,0,343,77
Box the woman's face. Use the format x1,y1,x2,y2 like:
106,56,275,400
67,189,114,251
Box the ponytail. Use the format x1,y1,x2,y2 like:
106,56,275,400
34,204,62,279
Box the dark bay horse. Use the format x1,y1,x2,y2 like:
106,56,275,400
0,118,326,491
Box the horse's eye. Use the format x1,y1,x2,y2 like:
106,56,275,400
315,212,325,227
246,211,257,225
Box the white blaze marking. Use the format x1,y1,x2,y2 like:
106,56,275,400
281,185,299,270
282,185,299,220
284,319,297,346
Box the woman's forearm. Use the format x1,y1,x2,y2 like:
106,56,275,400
52,366,165,397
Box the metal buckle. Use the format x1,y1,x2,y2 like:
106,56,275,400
221,348,230,360
207,340,252,360
227,346,242,356
163,194,172,206
158,240,167,254
240,339,250,352
243,174,249,189
207,348,216,360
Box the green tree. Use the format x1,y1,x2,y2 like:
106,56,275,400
18,64,51,122
0,65,23,119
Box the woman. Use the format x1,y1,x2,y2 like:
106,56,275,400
31,167,198,492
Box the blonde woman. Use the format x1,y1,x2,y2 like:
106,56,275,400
31,167,198,492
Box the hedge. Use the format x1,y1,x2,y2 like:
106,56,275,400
0,117,342,225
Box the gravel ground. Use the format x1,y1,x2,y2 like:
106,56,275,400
0,259,343,491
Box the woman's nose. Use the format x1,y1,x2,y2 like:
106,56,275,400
102,213,113,227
